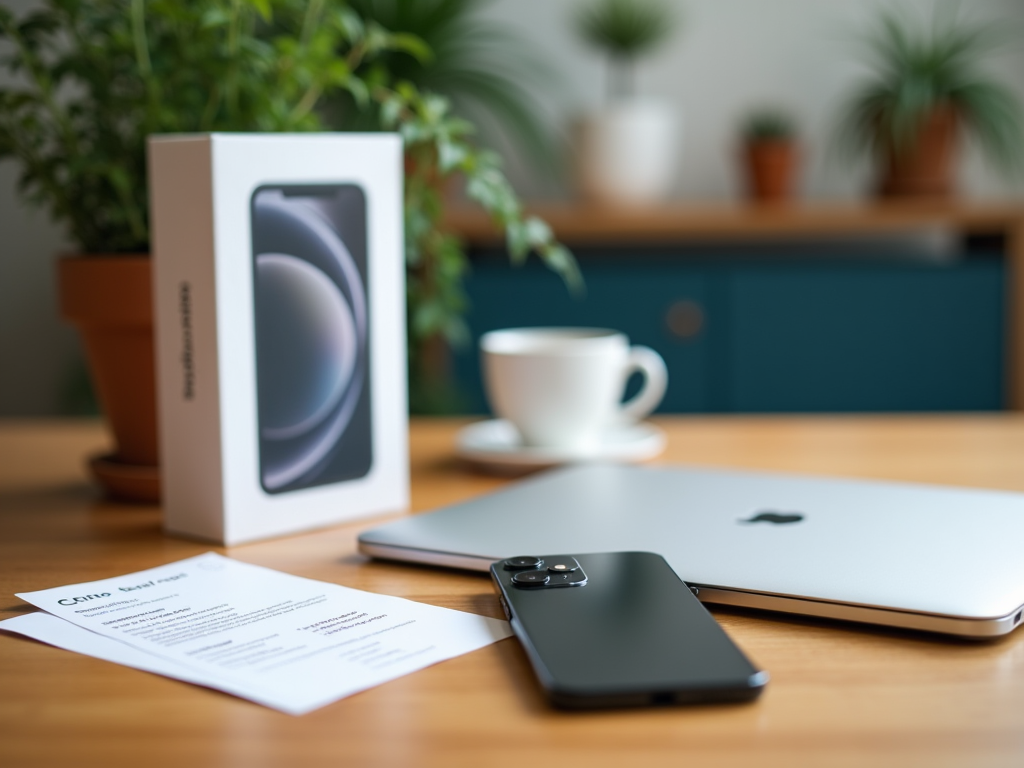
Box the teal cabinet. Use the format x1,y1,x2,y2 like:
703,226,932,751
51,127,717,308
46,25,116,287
453,249,1004,414
727,262,1004,411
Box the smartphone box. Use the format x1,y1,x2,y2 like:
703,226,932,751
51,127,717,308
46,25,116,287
149,133,408,545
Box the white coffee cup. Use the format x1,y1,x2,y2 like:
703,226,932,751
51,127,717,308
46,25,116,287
480,327,668,450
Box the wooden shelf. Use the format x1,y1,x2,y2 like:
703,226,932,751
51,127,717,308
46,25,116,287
444,200,1024,245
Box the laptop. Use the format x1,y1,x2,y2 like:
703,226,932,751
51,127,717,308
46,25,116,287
358,463,1024,637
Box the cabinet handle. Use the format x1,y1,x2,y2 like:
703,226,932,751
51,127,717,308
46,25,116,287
665,300,705,340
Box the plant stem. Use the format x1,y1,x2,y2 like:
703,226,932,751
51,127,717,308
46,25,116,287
130,0,162,135
286,0,328,127
300,0,324,48
346,41,368,72
288,83,323,126
108,171,149,247
225,0,242,115
130,0,152,77
608,55,635,101
200,84,222,130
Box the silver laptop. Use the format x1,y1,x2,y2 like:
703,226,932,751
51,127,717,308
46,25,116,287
358,463,1024,637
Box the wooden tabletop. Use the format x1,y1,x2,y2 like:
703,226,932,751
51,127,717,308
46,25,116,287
3,416,1024,768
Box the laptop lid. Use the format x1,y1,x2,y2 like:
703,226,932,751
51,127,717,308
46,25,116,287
358,463,1024,637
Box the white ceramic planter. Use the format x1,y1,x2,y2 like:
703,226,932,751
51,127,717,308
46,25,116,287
574,100,680,205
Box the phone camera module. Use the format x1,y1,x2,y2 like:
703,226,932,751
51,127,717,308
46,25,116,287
512,571,551,587
504,556,544,571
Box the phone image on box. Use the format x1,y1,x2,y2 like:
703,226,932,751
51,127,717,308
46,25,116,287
491,552,767,708
250,184,372,494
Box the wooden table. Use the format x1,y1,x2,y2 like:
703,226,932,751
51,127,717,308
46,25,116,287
446,201,1024,409
4,416,1024,767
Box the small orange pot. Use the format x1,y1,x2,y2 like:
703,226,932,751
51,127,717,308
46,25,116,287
743,139,797,202
58,255,160,502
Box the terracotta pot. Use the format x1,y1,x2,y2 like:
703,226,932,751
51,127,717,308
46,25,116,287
878,105,958,198
58,256,160,502
743,139,797,202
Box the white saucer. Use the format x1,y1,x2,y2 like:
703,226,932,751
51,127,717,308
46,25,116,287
455,419,666,473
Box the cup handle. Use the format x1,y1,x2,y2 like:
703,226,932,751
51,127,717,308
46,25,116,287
619,345,668,423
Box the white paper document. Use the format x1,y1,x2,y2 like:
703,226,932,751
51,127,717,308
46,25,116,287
4,553,511,715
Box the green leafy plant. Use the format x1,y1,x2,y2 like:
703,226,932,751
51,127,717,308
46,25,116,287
838,4,1023,167
575,0,675,99
743,110,796,142
0,0,579,411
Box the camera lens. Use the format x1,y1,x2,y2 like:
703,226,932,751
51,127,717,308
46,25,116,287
511,570,550,587
504,556,544,571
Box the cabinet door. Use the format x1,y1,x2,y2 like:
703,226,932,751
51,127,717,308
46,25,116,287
726,259,1004,412
457,256,713,413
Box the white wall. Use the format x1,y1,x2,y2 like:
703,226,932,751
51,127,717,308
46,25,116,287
481,0,1024,200
1,0,1023,415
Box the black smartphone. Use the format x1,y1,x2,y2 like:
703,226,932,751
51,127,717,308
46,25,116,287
250,184,372,494
491,552,767,709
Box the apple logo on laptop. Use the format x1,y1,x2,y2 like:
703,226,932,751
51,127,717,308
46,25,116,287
740,511,804,525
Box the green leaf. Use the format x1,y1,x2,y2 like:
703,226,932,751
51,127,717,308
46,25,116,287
380,94,404,128
436,136,467,173
248,0,273,23
523,216,552,246
336,8,365,43
539,243,584,296
388,32,433,63
504,219,528,263
201,7,233,28
345,76,369,108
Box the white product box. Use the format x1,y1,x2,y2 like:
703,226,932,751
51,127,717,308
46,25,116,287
149,133,408,545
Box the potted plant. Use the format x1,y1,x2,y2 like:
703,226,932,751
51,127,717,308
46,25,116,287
838,6,1023,198
741,110,799,203
0,0,577,501
573,0,678,206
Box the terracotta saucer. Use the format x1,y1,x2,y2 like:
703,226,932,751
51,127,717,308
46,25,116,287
88,453,161,503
